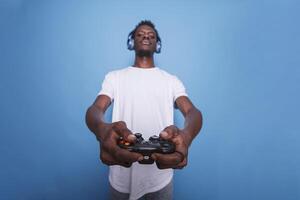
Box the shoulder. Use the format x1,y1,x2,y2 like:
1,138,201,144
103,66,131,79
106,66,129,75
157,68,183,83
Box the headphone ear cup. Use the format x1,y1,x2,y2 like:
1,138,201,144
155,41,161,53
127,36,134,50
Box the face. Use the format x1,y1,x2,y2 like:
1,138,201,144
133,25,157,55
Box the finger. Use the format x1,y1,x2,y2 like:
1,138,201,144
151,153,182,168
156,160,177,170
112,121,136,142
100,150,118,166
102,154,131,168
170,135,188,157
173,158,188,169
152,152,187,169
159,131,169,140
174,151,185,163
114,147,144,163
101,130,119,153
151,152,182,162
101,143,143,167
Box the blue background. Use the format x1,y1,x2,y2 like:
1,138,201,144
1,0,299,199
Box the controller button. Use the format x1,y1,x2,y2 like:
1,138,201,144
149,135,159,142
143,156,150,160
135,133,142,138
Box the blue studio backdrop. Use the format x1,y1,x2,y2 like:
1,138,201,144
0,0,299,200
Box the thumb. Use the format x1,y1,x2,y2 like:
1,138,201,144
159,131,169,140
151,153,159,160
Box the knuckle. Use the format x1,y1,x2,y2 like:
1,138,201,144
117,121,126,128
165,125,172,129
180,159,187,168
100,152,108,164
175,162,187,169
177,137,185,146
184,159,188,166
170,125,178,131
113,121,130,136
166,125,175,131
163,126,171,132
121,128,130,136
164,125,178,136
107,129,118,140
178,166,184,169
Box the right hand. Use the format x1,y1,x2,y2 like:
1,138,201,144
98,121,143,167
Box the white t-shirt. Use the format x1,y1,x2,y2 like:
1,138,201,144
98,66,188,200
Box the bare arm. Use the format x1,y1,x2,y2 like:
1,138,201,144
85,95,143,167
85,95,111,141
152,96,203,169
175,96,203,146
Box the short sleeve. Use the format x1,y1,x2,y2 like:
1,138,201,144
98,72,115,101
172,75,188,102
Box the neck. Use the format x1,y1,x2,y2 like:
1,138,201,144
133,54,155,69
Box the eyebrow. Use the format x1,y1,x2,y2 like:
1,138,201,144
138,30,155,33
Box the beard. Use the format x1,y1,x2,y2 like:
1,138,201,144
136,49,153,57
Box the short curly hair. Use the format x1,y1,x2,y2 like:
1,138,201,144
130,20,161,42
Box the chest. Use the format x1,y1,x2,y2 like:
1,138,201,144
115,73,173,104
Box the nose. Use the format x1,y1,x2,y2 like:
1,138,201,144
143,34,150,40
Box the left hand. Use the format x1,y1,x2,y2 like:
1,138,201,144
151,125,189,169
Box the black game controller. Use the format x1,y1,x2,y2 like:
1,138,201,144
118,133,175,164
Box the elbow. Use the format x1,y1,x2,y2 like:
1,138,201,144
85,105,95,132
193,107,203,132
198,109,203,129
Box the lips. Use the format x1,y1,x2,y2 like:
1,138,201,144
141,40,151,45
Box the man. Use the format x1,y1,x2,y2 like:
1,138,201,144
85,20,202,200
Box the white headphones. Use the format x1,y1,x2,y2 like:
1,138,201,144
127,30,161,53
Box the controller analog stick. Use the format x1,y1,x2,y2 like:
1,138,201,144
149,135,159,142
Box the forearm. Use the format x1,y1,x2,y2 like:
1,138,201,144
181,107,203,146
85,105,110,141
